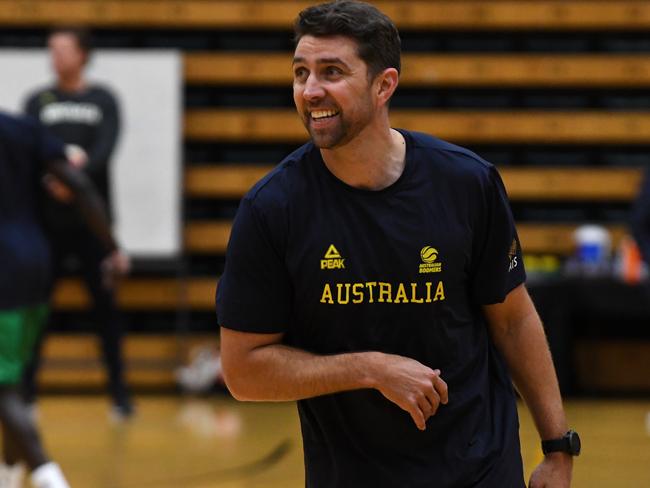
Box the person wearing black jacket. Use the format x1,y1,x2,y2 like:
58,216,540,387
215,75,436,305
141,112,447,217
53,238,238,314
23,27,132,419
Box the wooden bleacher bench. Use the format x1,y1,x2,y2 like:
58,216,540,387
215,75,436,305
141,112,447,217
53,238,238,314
185,165,643,201
185,109,650,143
39,333,218,390
185,53,650,87
52,277,217,310
184,164,273,198
2,1,650,29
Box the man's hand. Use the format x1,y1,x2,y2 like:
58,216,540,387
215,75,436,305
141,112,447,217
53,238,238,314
101,250,131,289
42,146,87,203
370,353,448,431
64,144,88,168
528,453,573,488
43,173,75,203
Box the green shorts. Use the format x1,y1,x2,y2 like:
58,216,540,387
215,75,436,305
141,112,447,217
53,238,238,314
0,304,48,385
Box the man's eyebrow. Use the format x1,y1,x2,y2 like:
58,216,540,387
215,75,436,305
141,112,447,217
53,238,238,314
292,56,351,70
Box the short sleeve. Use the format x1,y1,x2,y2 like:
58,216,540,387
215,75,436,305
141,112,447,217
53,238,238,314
469,166,526,304
216,196,292,333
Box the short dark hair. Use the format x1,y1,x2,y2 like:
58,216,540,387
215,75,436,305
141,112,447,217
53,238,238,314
293,0,401,78
49,27,93,56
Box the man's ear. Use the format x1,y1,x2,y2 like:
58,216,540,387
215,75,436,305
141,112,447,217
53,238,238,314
375,68,399,106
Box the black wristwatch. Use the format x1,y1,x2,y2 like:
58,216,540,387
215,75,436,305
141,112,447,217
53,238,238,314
541,430,581,456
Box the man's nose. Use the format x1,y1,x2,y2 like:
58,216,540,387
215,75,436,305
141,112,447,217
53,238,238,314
303,74,325,101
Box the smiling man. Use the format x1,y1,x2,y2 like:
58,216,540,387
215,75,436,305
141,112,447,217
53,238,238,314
217,2,578,487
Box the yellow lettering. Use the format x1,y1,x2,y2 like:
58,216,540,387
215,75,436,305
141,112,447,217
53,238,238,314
394,283,408,303
352,283,364,304
410,283,424,303
433,281,445,301
378,282,392,303
320,281,444,306
366,282,376,303
320,284,333,304
322,259,345,269
336,283,351,304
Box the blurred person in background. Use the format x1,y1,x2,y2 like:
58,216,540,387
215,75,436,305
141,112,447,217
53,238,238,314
631,167,650,270
22,27,133,419
0,111,127,488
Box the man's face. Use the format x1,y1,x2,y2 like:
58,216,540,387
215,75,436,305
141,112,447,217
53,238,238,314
48,33,86,79
293,35,377,149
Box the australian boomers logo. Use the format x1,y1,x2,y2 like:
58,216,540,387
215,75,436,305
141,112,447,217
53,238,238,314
419,246,442,274
320,244,345,270
508,239,519,272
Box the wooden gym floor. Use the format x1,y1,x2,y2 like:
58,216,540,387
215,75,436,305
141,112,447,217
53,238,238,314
13,396,650,487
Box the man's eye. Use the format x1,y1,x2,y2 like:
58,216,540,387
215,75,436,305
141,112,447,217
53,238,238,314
294,68,307,80
326,67,342,76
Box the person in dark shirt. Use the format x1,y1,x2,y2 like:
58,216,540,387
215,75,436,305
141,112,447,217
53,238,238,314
23,27,133,419
0,111,126,488
217,2,579,487
631,167,650,268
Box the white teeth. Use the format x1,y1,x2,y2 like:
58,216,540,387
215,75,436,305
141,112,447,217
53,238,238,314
311,110,338,120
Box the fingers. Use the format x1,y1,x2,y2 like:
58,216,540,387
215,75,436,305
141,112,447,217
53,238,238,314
64,144,88,168
417,394,434,420
119,253,132,275
432,371,449,405
409,370,450,430
421,386,440,417
408,403,427,431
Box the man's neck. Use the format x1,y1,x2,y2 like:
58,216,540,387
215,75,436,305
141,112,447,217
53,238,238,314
320,123,406,191
57,73,86,93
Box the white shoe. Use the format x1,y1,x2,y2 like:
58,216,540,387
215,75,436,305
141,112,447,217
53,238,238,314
30,462,70,488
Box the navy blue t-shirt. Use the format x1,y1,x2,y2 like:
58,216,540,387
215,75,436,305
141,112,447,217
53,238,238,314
217,130,527,487
0,112,65,309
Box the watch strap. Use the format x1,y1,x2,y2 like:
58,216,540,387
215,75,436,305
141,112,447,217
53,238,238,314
541,430,580,456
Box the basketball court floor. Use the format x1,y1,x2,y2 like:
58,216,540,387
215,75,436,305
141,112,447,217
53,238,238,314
16,396,650,487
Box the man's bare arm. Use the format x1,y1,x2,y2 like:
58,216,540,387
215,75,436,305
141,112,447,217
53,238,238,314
46,159,117,253
46,160,130,285
220,327,448,430
483,283,572,487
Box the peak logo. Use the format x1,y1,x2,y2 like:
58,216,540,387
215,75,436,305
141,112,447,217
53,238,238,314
321,245,345,270
419,246,442,274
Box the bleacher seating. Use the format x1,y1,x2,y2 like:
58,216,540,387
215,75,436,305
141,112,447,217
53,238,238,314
2,0,649,392
2,1,650,29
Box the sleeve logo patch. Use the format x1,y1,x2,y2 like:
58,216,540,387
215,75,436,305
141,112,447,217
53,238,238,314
508,239,519,272
419,246,442,274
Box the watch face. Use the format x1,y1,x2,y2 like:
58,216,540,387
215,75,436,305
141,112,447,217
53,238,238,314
568,430,581,455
